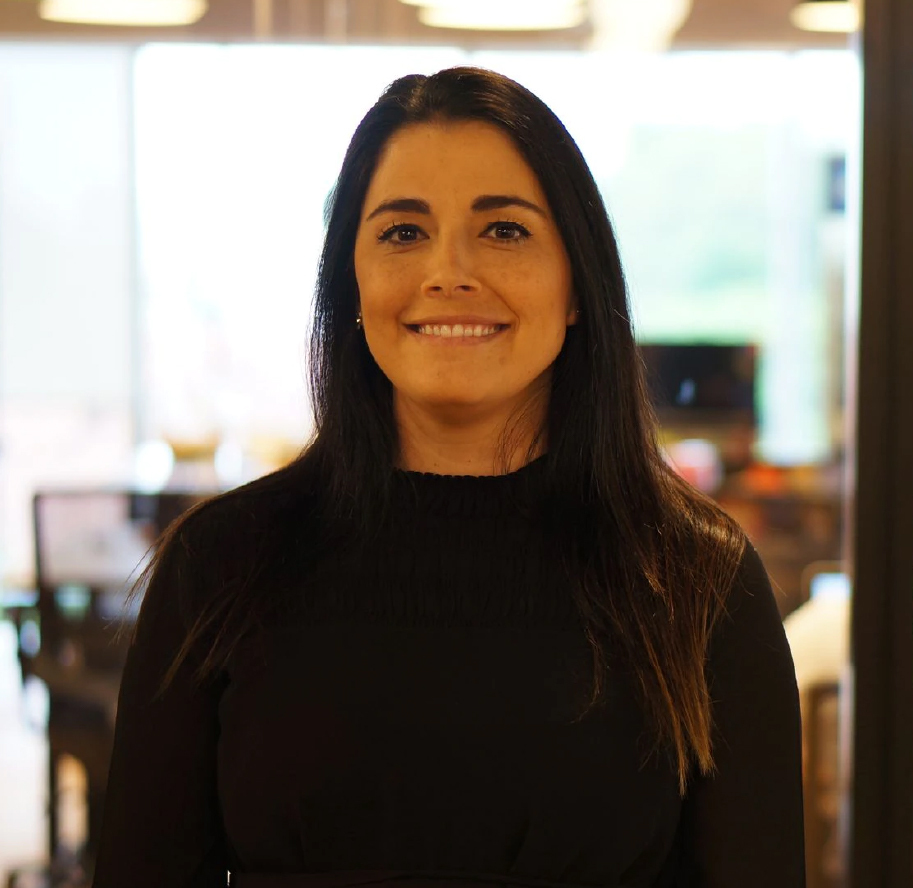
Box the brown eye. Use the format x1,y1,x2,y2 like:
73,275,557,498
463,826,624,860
378,224,425,245
484,221,531,241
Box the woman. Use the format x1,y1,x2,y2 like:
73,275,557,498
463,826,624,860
93,67,805,887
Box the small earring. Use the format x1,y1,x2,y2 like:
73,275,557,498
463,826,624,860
356,312,363,328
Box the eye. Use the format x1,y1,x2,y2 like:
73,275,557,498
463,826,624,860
483,220,532,241
377,223,426,245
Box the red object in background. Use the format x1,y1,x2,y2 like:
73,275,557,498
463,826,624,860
740,462,789,495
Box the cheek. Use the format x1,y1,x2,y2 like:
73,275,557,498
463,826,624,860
502,251,572,307
362,292,411,334
509,276,574,327
355,257,414,318
354,273,408,370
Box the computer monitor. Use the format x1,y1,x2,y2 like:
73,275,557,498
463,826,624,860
638,342,758,427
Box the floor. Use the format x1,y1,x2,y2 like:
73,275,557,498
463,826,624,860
0,619,87,885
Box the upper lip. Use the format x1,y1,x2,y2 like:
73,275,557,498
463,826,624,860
407,317,510,327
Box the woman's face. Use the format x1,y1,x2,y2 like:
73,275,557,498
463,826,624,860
353,120,576,426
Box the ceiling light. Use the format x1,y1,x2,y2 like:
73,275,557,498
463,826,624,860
402,0,586,31
39,0,207,26
589,0,693,51
790,0,860,33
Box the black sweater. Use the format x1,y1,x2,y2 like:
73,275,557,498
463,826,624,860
93,457,806,888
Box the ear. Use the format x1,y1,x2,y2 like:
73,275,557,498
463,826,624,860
565,300,580,326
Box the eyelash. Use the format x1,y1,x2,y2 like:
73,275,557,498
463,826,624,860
486,219,532,241
376,219,532,245
377,222,421,244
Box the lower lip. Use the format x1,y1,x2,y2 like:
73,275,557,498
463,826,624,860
406,325,509,345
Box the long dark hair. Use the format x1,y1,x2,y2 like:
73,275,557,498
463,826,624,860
138,67,746,795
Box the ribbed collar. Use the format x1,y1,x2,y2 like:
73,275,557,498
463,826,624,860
390,454,549,518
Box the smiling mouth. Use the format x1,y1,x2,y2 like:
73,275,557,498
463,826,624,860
406,323,509,339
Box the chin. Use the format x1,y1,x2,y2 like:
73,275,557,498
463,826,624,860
410,389,499,417
424,392,492,410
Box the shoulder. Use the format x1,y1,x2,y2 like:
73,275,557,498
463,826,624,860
130,458,325,665
147,458,323,613
169,458,321,556
663,492,781,648
730,541,774,600
665,487,751,602
709,540,794,676
722,542,781,625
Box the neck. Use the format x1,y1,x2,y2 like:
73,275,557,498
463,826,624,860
394,395,547,476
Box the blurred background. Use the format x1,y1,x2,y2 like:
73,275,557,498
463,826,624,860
0,0,909,886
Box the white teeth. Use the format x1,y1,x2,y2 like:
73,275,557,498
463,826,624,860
416,324,501,338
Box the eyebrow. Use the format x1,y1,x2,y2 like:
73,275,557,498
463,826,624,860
472,194,547,217
364,194,548,222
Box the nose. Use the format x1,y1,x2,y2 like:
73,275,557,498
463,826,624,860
420,233,481,297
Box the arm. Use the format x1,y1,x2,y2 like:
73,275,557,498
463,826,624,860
679,543,806,887
92,532,230,888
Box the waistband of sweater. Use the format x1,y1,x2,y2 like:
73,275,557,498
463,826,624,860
228,869,606,888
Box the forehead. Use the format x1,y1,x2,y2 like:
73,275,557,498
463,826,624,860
364,120,546,204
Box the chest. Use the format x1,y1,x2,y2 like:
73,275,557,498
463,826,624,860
216,622,683,879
